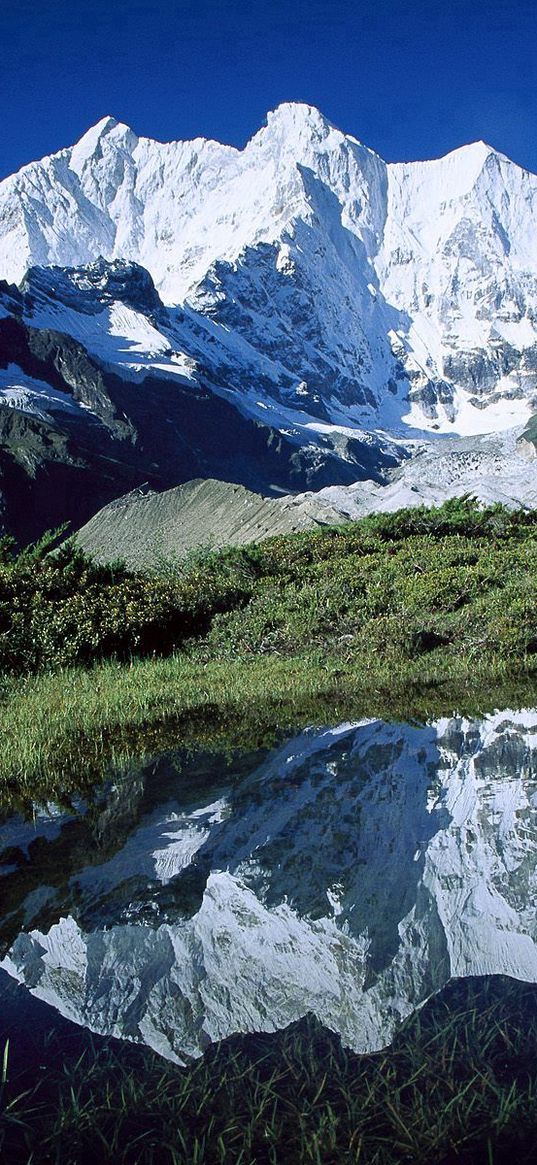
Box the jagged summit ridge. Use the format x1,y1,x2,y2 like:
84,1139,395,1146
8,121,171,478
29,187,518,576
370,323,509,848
0,103,537,445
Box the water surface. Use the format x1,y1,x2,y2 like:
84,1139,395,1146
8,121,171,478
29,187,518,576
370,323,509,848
2,709,537,1064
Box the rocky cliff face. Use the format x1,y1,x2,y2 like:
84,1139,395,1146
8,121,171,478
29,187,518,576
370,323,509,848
1,104,537,435
0,255,402,543
1,105,537,540
3,710,537,1063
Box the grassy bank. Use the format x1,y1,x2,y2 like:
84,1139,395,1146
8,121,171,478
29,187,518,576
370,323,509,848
2,975,537,1164
1,497,537,798
1,654,536,807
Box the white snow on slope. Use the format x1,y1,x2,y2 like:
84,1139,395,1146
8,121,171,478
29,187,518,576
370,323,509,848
2,105,537,437
27,295,197,384
0,364,80,417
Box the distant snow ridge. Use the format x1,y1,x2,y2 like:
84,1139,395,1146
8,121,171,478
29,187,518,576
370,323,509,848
1,103,537,437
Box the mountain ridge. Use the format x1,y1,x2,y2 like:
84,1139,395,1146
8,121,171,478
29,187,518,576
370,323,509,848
2,101,534,430
3,103,524,182
0,104,537,541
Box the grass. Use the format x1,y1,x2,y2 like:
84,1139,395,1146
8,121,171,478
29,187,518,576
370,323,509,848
3,501,537,1161
2,976,537,1164
1,652,536,809
1,497,537,801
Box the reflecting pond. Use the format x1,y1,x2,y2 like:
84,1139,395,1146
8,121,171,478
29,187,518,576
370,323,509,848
2,708,537,1066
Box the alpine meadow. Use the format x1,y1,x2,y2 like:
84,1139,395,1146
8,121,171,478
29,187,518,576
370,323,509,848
2,7,537,1160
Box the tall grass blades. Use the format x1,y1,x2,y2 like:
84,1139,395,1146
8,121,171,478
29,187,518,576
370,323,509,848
1,976,537,1164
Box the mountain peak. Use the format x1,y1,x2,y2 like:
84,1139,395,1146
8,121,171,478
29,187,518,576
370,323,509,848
92,114,120,134
263,101,334,137
451,139,495,162
430,138,517,174
70,115,138,170
78,114,133,141
267,100,327,120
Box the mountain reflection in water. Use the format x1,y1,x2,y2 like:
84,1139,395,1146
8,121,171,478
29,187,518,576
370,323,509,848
1,710,537,1065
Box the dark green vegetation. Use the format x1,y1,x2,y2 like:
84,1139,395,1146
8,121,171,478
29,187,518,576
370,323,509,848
0,526,251,672
2,497,537,674
2,976,537,1164
1,497,537,796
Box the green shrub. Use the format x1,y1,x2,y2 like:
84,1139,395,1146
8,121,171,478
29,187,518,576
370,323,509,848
2,498,537,676
0,537,252,672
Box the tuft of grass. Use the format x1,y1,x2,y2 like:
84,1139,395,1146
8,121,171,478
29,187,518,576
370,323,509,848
0,652,535,808
2,976,537,1164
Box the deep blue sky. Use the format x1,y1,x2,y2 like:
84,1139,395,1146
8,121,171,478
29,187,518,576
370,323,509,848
1,0,535,179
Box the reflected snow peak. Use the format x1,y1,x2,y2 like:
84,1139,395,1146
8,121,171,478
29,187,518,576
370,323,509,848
2,711,537,1063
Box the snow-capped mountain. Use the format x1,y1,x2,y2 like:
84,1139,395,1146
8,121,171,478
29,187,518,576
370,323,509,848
3,104,537,430
1,104,537,539
0,257,393,543
3,711,537,1063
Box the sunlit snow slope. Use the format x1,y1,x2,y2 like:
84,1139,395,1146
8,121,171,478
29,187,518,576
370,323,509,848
1,103,537,435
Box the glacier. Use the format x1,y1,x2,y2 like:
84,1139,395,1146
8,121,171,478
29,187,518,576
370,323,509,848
1,103,537,435
0,103,537,539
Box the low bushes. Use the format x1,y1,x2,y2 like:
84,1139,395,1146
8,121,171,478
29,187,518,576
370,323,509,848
1,496,537,675
0,533,251,672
